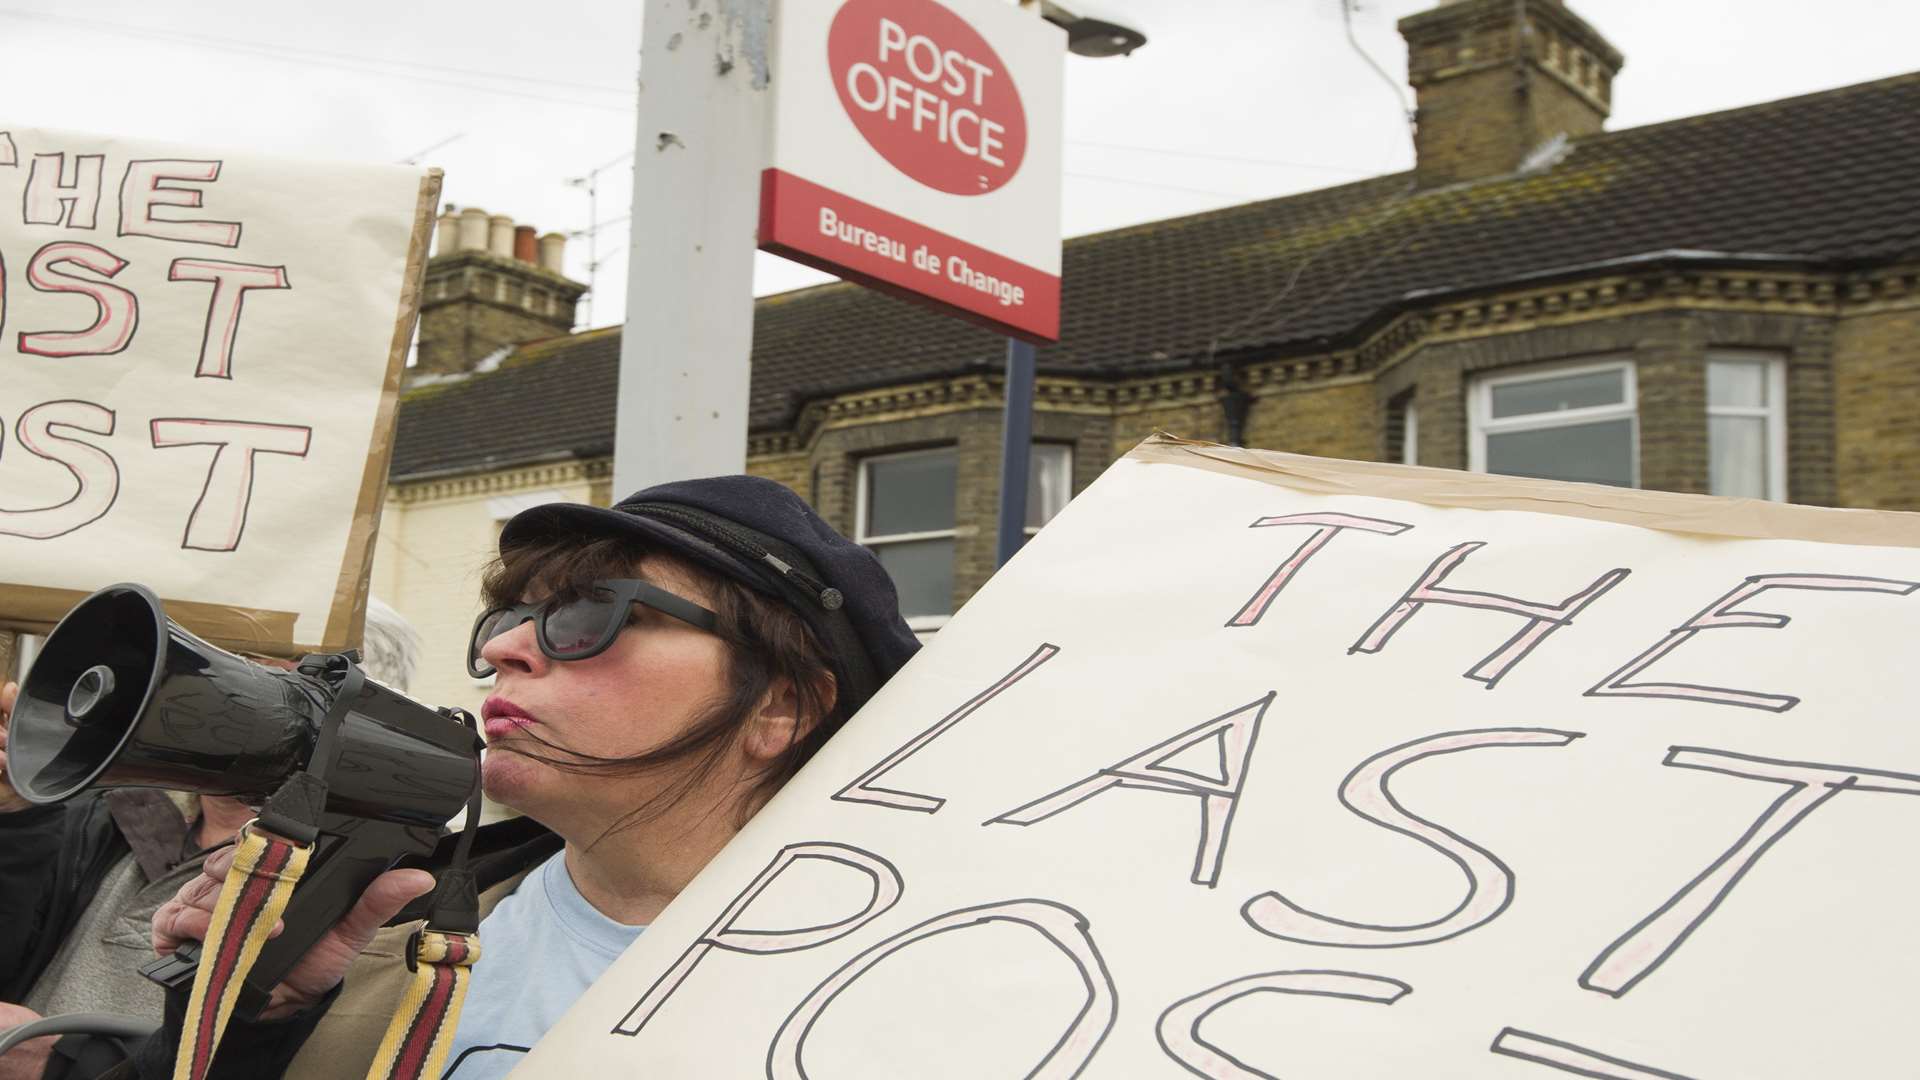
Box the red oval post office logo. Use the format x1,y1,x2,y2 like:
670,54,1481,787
828,0,1028,196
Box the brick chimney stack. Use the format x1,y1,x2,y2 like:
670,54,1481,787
1399,0,1623,187
414,205,588,376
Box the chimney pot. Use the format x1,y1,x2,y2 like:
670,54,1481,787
538,232,567,275
513,225,539,264
456,207,490,252
434,208,460,256
488,214,515,258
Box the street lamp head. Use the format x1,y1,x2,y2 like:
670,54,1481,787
1064,16,1146,56
1039,1,1148,57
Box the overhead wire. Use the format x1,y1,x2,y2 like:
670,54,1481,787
0,7,632,95
0,8,635,112
1063,171,1257,200
1068,139,1376,175
1200,0,1423,366
398,132,467,165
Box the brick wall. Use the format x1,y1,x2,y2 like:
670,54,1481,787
1374,307,1839,502
1633,315,1708,494
1242,380,1377,461
417,252,584,374
745,450,810,498
746,286,1873,620
1832,304,1920,510
360,278,1904,680
1412,66,1532,188
1400,0,1617,185
418,301,570,374
1111,401,1223,457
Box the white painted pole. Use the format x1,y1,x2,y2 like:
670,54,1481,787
613,0,773,496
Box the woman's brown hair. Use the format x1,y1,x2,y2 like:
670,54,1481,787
479,534,845,841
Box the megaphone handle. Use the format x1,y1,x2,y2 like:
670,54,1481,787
232,818,428,1018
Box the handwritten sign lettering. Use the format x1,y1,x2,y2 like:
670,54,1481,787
0,126,435,651
527,439,1920,1078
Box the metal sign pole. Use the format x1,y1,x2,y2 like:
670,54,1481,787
997,0,1046,568
612,0,773,496
995,338,1037,566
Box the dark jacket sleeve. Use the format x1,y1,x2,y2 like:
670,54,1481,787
0,802,74,1002
44,1031,152,1080
123,985,341,1080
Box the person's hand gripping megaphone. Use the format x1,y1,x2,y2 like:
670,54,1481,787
0,681,28,814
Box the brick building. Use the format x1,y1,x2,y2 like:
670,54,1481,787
372,0,1920,711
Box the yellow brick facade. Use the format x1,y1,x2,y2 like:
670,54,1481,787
1833,301,1920,511
375,262,1920,701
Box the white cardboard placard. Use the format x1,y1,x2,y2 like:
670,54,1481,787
0,126,436,652
522,439,1920,1078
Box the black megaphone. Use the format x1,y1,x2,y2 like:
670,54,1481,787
7,583,482,1018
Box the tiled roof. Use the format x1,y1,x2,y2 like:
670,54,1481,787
390,72,1920,480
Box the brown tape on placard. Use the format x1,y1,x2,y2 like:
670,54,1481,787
319,167,444,654
0,583,299,654
1128,433,1920,550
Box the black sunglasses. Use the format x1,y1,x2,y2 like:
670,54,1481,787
467,578,720,678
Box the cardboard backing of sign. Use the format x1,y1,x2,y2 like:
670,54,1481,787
0,126,439,655
520,434,1920,1079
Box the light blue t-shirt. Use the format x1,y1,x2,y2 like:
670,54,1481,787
439,852,646,1079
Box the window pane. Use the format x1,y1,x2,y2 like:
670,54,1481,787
874,538,954,617
1710,415,1768,498
1485,418,1634,487
1708,360,1768,408
1490,369,1625,419
865,452,956,536
1026,444,1072,528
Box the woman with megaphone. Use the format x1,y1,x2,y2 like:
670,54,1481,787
37,476,920,1080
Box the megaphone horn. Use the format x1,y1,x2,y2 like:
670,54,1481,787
8,583,482,1018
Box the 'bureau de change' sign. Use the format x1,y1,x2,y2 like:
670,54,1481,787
759,0,1064,341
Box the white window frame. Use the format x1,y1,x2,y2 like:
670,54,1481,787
1706,350,1788,502
856,446,958,633
1025,443,1074,536
1469,359,1640,487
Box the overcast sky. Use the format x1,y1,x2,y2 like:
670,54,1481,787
4,0,1915,329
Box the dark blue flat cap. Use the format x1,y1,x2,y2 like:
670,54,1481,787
500,475,920,715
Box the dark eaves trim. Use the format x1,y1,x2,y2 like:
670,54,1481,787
749,353,1006,436
388,448,583,484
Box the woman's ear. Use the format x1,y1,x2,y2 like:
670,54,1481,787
743,678,803,764
742,671,837,764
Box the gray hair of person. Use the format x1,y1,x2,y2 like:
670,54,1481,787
360,597,423,693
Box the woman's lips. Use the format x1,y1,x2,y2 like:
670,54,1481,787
481,696,538,740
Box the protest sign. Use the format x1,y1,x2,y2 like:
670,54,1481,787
0,126,438,653
524,434,1920,1078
